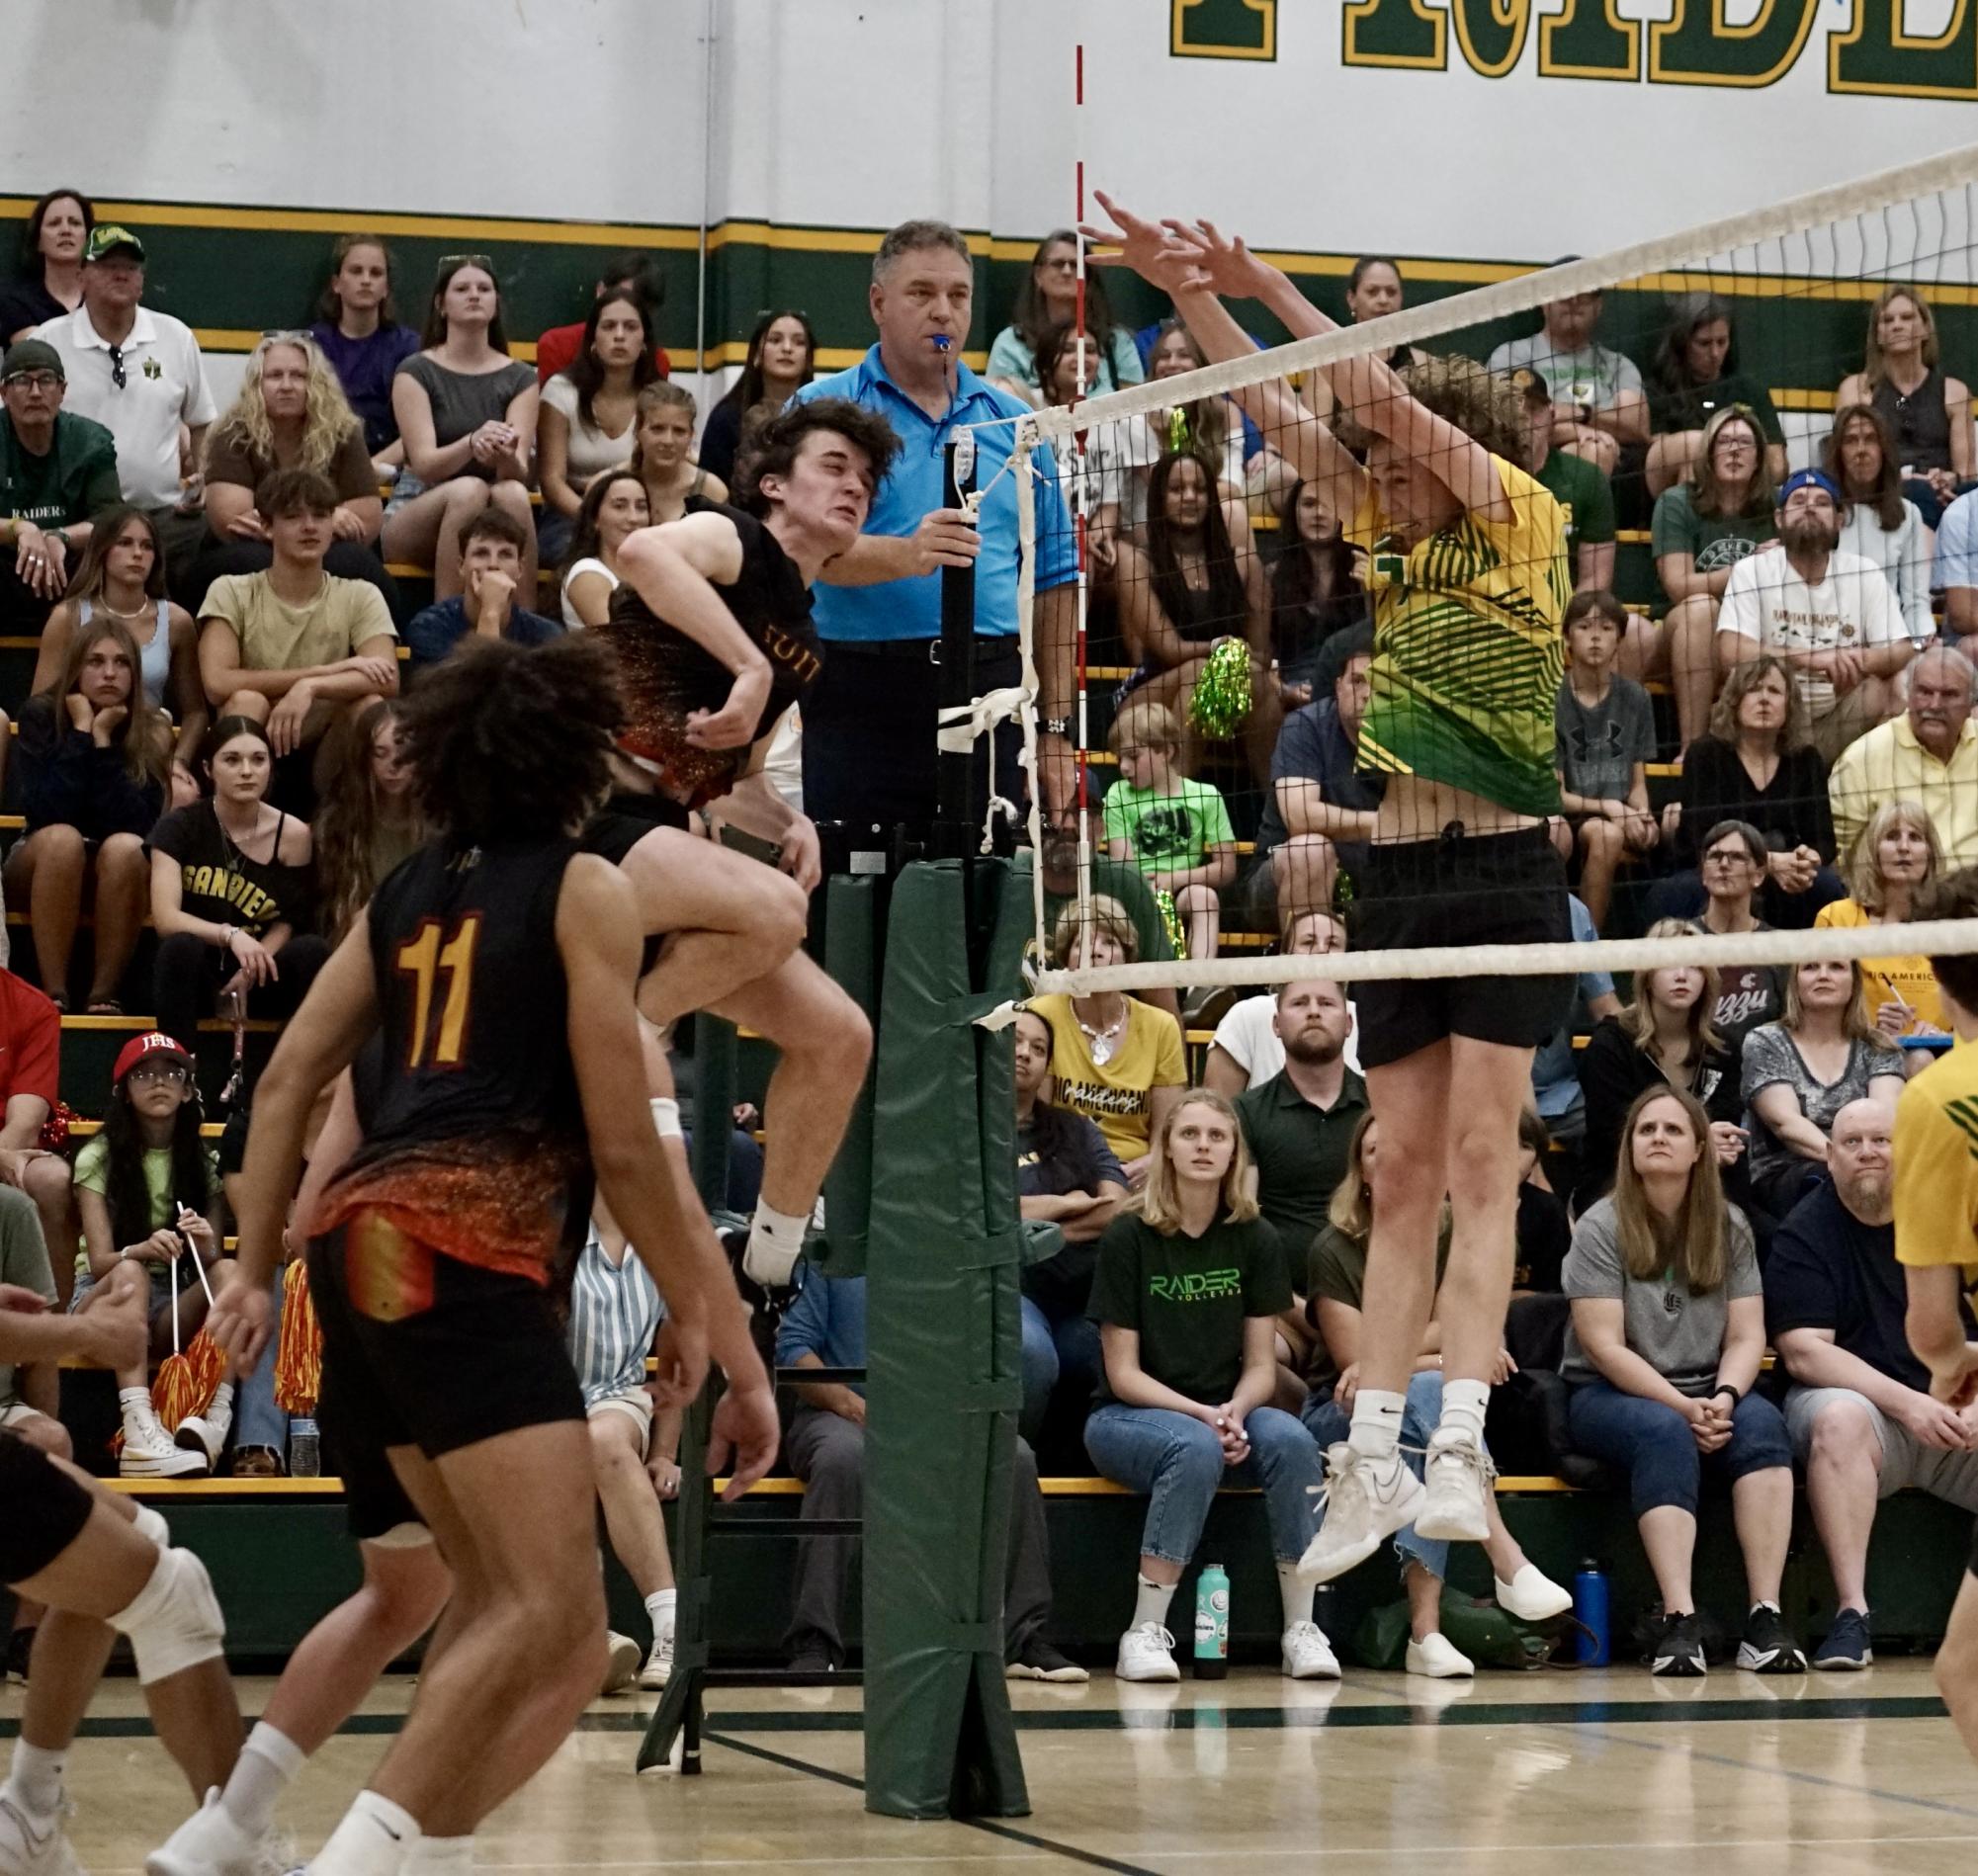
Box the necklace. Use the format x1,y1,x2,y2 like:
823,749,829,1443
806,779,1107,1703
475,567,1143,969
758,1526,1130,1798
1075,998,1128,1066
99,595,150,625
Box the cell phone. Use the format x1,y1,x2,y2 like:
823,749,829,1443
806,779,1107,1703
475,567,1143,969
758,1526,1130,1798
719,824,784,870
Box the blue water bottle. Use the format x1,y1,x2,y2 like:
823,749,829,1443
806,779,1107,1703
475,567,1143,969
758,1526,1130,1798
1193,1563,1231,1679
1574,1560,1610,1666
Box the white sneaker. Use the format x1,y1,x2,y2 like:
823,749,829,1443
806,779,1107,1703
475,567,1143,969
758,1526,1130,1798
120,1416,207,1480
641,1627,674,1690
1115,1622,1179,1682
1406,1631,1475,1679
600,1631,642,1695
1495,1562,1574,1623
0,1793,79,1876
145,1788,268,1876
1298,1443,1424,1583
1415,1433,1491,1543
1279,1620,1341,1680
175,1386,235,1469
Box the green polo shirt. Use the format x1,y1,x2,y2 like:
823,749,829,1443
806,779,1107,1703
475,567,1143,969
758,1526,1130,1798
1234,1066,1369,1259
0,409,120,530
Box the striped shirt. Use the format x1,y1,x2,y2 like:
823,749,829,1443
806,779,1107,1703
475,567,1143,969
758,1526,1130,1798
567,1227,664,1407
1346,454,1569,818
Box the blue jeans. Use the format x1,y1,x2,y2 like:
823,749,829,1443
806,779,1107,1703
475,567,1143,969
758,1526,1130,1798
1083,1402,1322,1567
1566,1377,1792,1517
1301,1369,1452,1583
234,1268,292,1456
1018,1296,1101,1443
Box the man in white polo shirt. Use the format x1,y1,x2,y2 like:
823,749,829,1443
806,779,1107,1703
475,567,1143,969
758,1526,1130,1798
35,223,215,580
1717,468,1914,766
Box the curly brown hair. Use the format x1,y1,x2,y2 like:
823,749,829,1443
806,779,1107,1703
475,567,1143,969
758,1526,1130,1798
1403,353,1527,464
397,637,625,845
731,397,902,518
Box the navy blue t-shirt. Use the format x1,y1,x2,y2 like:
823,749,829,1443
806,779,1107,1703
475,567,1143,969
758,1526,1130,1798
404,596,563,672
1256,698,1383,856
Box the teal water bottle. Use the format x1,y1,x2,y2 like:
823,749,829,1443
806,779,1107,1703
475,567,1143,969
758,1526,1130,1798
1193,1563,1231,1679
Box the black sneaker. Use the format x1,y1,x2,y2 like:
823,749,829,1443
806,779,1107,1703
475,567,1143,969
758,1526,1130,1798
719,1225,798,1333
1005,1638,1089,1683
4,1625,31,1684
1650,1611,1707,1677
788,1637,843,1677
1738,1602,1808,1674
1812,1606,1873,1672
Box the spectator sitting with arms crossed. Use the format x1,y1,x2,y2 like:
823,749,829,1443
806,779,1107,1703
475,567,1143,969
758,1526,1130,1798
559,469,649,630
1717,469,1913,768
1553,589,1658,933
197,468,398,802
7,617,169,1014
404,506,561,672
32,507,204,806
1013,1006,1125,1455
1829,643,1978,870
1102,699,1236,988
1769,1098,1973,1671
307,233,421,478
1562,1085,1804,1677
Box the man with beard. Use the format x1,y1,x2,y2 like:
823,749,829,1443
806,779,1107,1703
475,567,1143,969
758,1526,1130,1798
1717,469,1914,765
1235,979,1366,1251
1769,1099,1978,1670
1829,642,1978,867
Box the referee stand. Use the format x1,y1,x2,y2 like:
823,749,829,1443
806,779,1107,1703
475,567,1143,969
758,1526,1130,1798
641,457,1032,1819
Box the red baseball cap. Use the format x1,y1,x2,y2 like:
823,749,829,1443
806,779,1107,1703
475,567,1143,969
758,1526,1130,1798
113,1032,194,1084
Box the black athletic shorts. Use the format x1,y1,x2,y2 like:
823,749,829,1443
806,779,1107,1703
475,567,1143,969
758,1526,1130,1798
1348,823,1574,1070
307,1214,584,1542
0,1428,94,1584
581,789,692,868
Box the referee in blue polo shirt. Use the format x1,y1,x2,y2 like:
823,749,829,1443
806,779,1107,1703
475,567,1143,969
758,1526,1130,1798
792,218,1078,830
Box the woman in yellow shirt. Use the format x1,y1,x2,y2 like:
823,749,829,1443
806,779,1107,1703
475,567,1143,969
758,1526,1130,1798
1816,800,1946,1040
1028,895,1186,1188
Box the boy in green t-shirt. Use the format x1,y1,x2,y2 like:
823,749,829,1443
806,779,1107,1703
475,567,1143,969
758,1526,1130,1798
1102,698,1237,968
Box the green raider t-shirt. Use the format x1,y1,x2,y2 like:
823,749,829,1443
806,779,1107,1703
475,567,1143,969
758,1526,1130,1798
1101,775,1234,877
1534,448,1617,586
1087,1210,1290,1406
1649,482,1776,597
0,410,120,528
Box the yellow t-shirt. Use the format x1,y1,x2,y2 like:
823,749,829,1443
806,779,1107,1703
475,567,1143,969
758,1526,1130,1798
1814,898,1944,1034
202,570,396,673
1029,992,1187,1164
1894,1038,1978,1281
1343,453,1570,818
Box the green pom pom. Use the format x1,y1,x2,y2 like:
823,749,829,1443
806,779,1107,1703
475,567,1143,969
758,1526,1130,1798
1188,637,1252,740
1153,887,1187,962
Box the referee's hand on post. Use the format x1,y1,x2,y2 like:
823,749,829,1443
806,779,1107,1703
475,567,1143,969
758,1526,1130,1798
905,507,981,576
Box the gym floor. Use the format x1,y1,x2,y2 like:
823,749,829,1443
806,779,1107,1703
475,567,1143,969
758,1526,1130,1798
12,1658,1974,1873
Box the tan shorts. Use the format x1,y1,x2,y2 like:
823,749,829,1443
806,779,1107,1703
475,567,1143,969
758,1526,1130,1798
585,1388,654,1449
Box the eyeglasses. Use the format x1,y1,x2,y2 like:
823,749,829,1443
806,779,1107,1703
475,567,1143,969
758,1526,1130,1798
127,1062,188,1086
3,373,60,392
107,343,125,390
1703,849,1757,869
437,254,494,274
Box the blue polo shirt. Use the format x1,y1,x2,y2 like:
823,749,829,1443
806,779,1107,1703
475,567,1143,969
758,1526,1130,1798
776,1267,867,1398
793,345,1076,643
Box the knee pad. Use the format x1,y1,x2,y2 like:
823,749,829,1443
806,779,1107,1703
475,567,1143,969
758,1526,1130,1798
109,1545,225,1685
129,1502,170,1549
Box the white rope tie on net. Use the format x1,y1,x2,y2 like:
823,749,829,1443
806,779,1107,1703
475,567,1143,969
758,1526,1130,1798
990,139,1978,444
1032,918,1978,998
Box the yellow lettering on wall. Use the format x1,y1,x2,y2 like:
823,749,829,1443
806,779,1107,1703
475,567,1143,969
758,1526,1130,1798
1648,0,1821,87
1342,0,1446,70
1453,0,1530,77
1537,0,1641,80
1831,0,1978,100
1170,0,1277,60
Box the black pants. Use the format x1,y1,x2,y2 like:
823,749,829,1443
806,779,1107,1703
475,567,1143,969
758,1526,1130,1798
154,929,331,1052
803,640,1024,833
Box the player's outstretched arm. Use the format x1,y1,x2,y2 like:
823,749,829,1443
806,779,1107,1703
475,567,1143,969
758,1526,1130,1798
212,918,381,1373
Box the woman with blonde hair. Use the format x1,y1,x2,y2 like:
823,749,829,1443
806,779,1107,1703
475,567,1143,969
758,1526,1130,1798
1562,1085,1801,1677
1577,918,1746,1211
310,698,423,944
1815,799,1947,1041
1083,1088,1334,1682
1835,286,1973,525
1302,1109,1572,1678
629,381,727,525
1025,895,1186,1187
1741,959,1905,1215
196,331,395,610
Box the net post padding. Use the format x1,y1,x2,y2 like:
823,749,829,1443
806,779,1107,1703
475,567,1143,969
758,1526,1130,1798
1033,917,1978,998
1008,139,1978,444
863,857,1030,1822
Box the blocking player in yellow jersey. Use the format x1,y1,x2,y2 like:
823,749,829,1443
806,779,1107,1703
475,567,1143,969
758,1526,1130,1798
1894,865,1978,1764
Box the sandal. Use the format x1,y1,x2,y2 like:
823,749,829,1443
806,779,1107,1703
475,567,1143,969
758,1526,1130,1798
46,993,67,1015
231,1446,285,1479
86,998,123,1016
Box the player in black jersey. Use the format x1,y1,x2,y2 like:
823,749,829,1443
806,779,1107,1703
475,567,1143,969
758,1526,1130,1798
205,638,776,1876
585,397,901,1301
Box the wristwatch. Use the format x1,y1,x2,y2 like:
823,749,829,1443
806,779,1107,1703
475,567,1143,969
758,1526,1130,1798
1041,716,1073,737
1712,1382,1743,1407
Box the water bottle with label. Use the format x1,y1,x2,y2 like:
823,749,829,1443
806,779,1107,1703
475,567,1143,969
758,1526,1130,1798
1193,1563,1230,1679
288,1416,320,1479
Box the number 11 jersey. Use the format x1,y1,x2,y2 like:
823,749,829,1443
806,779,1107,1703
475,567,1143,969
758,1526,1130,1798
317,838,593,1285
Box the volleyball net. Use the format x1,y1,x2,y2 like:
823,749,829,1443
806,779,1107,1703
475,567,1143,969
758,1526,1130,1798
976,142,1978,1002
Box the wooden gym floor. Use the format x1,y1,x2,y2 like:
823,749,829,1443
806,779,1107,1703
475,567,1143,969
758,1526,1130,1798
9,1657,1978,1873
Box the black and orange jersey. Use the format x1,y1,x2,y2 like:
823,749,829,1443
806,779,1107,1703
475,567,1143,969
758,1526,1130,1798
318,839,591,1285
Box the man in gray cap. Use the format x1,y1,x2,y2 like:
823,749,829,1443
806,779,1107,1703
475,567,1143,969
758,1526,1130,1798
0,337,119,632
